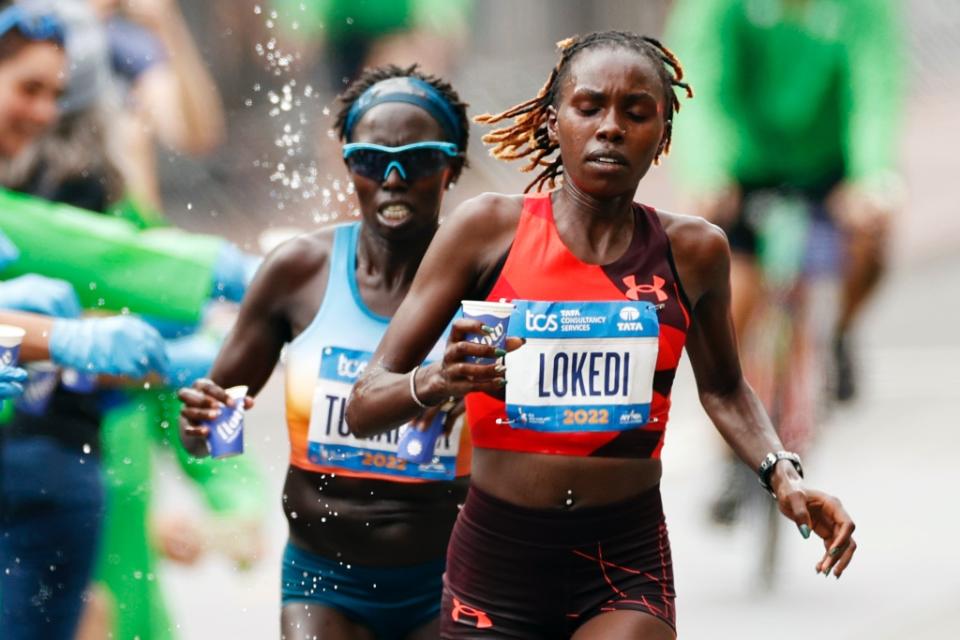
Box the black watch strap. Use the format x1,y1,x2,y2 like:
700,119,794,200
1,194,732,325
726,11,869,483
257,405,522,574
757,450,803,497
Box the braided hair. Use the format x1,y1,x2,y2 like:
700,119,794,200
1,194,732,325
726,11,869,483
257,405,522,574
475,31,692,193
333,63,470,154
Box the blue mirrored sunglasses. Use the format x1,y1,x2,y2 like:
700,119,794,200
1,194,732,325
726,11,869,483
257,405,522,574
0,6,65,44
342,142,459,182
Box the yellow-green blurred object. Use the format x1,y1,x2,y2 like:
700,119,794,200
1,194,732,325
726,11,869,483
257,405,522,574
0,189,220,323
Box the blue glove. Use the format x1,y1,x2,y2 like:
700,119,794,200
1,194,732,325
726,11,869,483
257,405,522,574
166,332,220,387
0,274,82,318
212,243,262,303
50,316,170,378
0,230,19,270
0,366,27,399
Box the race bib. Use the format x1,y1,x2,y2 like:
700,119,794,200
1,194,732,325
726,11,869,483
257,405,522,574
504,300,659,432
306,346,462,481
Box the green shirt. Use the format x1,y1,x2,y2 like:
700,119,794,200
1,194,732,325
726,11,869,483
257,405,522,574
667,0,902,191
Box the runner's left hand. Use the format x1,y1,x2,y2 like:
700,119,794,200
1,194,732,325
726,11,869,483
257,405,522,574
774,476,857,578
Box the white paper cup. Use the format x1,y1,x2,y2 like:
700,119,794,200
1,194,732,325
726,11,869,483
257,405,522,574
460,300,514,364
0,324,26,367
206,385,249,458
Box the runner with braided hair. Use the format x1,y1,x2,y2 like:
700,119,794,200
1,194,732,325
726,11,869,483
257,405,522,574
349,31,856,638
476,32,690,193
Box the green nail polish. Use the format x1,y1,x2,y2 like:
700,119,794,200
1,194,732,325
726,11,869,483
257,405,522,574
824,569,831,578
829,546,841,557
498,378,507,387
481,325,496,335
494,348,507,357
798,524,811,539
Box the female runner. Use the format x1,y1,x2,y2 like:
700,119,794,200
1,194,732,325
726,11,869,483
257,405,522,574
179,65,471,639
348,31,857,639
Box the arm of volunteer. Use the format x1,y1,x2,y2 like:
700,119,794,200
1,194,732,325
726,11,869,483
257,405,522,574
130,0,227,154
0,189,214,323
179,235,319,448
0,310,54,362
347,194,513,438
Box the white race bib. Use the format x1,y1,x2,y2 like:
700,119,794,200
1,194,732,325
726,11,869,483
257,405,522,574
505,301,659,432
306,346,462,480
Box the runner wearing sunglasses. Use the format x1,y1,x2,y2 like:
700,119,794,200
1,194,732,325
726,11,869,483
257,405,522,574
179,65,470,640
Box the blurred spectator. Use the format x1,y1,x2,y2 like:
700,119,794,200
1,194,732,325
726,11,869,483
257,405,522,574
270,0,473,88
85,0,226,211
667,0,904,403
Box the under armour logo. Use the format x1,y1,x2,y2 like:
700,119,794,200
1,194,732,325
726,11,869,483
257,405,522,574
623,274,668,302
451,597,493,629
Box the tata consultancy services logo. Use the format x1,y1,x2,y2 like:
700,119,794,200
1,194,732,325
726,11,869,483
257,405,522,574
524,309,559,332
617,305,644,331
619,306,641,321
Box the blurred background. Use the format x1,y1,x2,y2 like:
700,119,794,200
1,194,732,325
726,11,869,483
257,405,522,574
3,0,958,638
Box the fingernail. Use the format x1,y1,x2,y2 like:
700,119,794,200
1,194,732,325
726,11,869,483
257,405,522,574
494,364,506,373
481,325,496,335
494,348,506,357
798,524,811,539
824,569,831,578
497,378,506,387
829,546,841,557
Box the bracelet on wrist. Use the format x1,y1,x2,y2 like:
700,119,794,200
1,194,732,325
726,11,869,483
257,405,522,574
408,365,436,409
757,450,803,498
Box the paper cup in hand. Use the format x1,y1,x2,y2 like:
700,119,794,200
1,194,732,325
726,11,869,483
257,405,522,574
0,324,26,368
206,385,248,459
460,300,513,364
398,410,447,464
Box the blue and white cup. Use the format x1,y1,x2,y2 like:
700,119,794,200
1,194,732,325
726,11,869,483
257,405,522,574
398,409,448,465
0,324,25,368
460,300,514,364
16,361,59,416
206,385,248,459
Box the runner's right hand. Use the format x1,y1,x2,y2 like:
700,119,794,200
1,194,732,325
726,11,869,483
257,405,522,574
414,318,524,406
178,378,255,457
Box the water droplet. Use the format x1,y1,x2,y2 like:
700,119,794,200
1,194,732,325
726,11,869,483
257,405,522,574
290,511,298,519
82,444,91,454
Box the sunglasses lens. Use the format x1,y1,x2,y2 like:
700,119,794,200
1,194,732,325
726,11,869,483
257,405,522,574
398,149,451,181
345,149,388,180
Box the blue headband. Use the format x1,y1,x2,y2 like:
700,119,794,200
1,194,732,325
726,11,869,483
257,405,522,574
343,76,462,145
0,4,65,44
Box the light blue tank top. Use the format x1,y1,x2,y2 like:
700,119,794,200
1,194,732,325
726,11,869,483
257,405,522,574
284,223,467,482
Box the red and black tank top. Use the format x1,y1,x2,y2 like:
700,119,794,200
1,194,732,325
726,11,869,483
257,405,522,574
464,192,691,459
